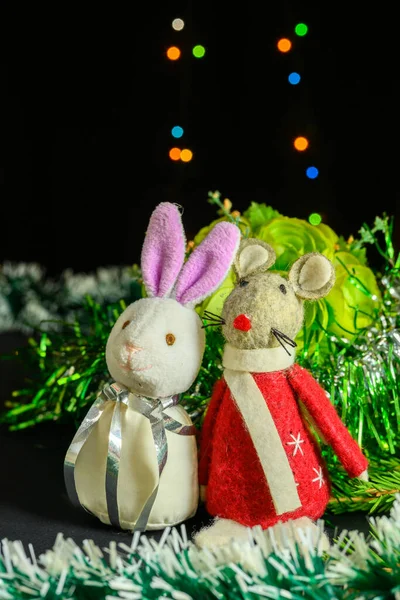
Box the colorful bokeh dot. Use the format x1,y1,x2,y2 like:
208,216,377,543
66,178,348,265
295,23,308,36
288,72,301,84
169,148,181,160
192,45,205,58
294,136,309,151
277,38,291,52
306,166,319,179
309,213,322,225
172,18,184,31
171,126,184,138
167,46,181,60
180,149,193,162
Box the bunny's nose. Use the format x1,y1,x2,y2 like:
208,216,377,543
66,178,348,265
125,342,141,354
233,314,252,331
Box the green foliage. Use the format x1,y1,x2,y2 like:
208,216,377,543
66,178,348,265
242,201,282,231
1,298,119,429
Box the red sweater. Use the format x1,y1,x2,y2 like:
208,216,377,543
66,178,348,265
199,363,368,528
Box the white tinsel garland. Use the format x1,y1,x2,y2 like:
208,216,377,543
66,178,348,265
0,262,141,333
1,496,400,599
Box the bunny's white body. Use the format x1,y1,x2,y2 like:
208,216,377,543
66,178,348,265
66,203,240,531
74,398,198,529
74,298,203,528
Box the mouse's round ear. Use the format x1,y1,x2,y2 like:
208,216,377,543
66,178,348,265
288,252,335,300
233,238,276,279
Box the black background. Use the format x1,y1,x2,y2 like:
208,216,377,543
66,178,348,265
2,1,399,274
0,0,395,551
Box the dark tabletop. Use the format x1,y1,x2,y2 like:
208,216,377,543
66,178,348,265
0,331,371,555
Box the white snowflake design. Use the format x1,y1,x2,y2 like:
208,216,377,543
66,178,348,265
312,466,325,488
287,432,305,456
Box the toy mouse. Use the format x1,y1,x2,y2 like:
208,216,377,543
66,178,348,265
195,238,368,548
64,202,240,532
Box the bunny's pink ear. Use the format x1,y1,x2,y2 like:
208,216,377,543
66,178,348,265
141,203,186,297
174,222,240,306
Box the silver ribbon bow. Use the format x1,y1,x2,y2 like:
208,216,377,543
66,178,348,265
64,382,196,531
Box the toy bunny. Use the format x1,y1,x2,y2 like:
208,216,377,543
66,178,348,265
195,238,368,548
64,202,240,532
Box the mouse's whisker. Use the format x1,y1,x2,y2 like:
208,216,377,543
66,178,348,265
202,318,225,324
271,329,292,355
271,328,297,347
203,310,225,324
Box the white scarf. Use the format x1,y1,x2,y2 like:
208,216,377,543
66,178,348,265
222,344,302,515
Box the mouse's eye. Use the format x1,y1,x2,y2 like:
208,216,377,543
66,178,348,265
239,279,249,287
122,320,131,329
166,333,176,346
279,284,287,294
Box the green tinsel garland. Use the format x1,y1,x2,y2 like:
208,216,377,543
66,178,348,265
0,198,399,514
1,496,400,599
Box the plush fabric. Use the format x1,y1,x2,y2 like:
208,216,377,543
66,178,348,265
197,245,366,544
199,359,367,529
75,397,198,530
194,516,330,552
221,345,299,517
223,368,301,515
141,203,186,298
221,272,305,350
194,517,251,548
288,253,335,300
174,222,241,306
233,313,252,331
238,245,271,278
198,378,227,488
287,364,368,478
106,297,206,399
223,343,294,373
233,239,276,279
221,251,335,352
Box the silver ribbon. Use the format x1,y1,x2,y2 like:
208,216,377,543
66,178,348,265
64,382,196,531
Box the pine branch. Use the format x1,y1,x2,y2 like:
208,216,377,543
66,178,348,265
327,454,400,514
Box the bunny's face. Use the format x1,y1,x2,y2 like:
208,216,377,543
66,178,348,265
106,298,205,398
222,273,304,350
221,239,336,353
104,202,240,398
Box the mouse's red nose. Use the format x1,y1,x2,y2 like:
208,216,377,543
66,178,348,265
233,314,252,331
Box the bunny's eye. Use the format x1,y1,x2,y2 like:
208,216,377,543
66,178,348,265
166,333,176,346
122,320,131,330
239,280,249,287
279,284,287,294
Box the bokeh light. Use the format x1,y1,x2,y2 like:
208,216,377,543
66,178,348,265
294,136,309,151
171,126,184,138
309,213,322,225
192,45,205,58
180,149,193,162
169,148,181,160
172,18,184,31
167,46,181,60
277,38,291,52
295,23,308,36
306,166,319,179
288,72,301,85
